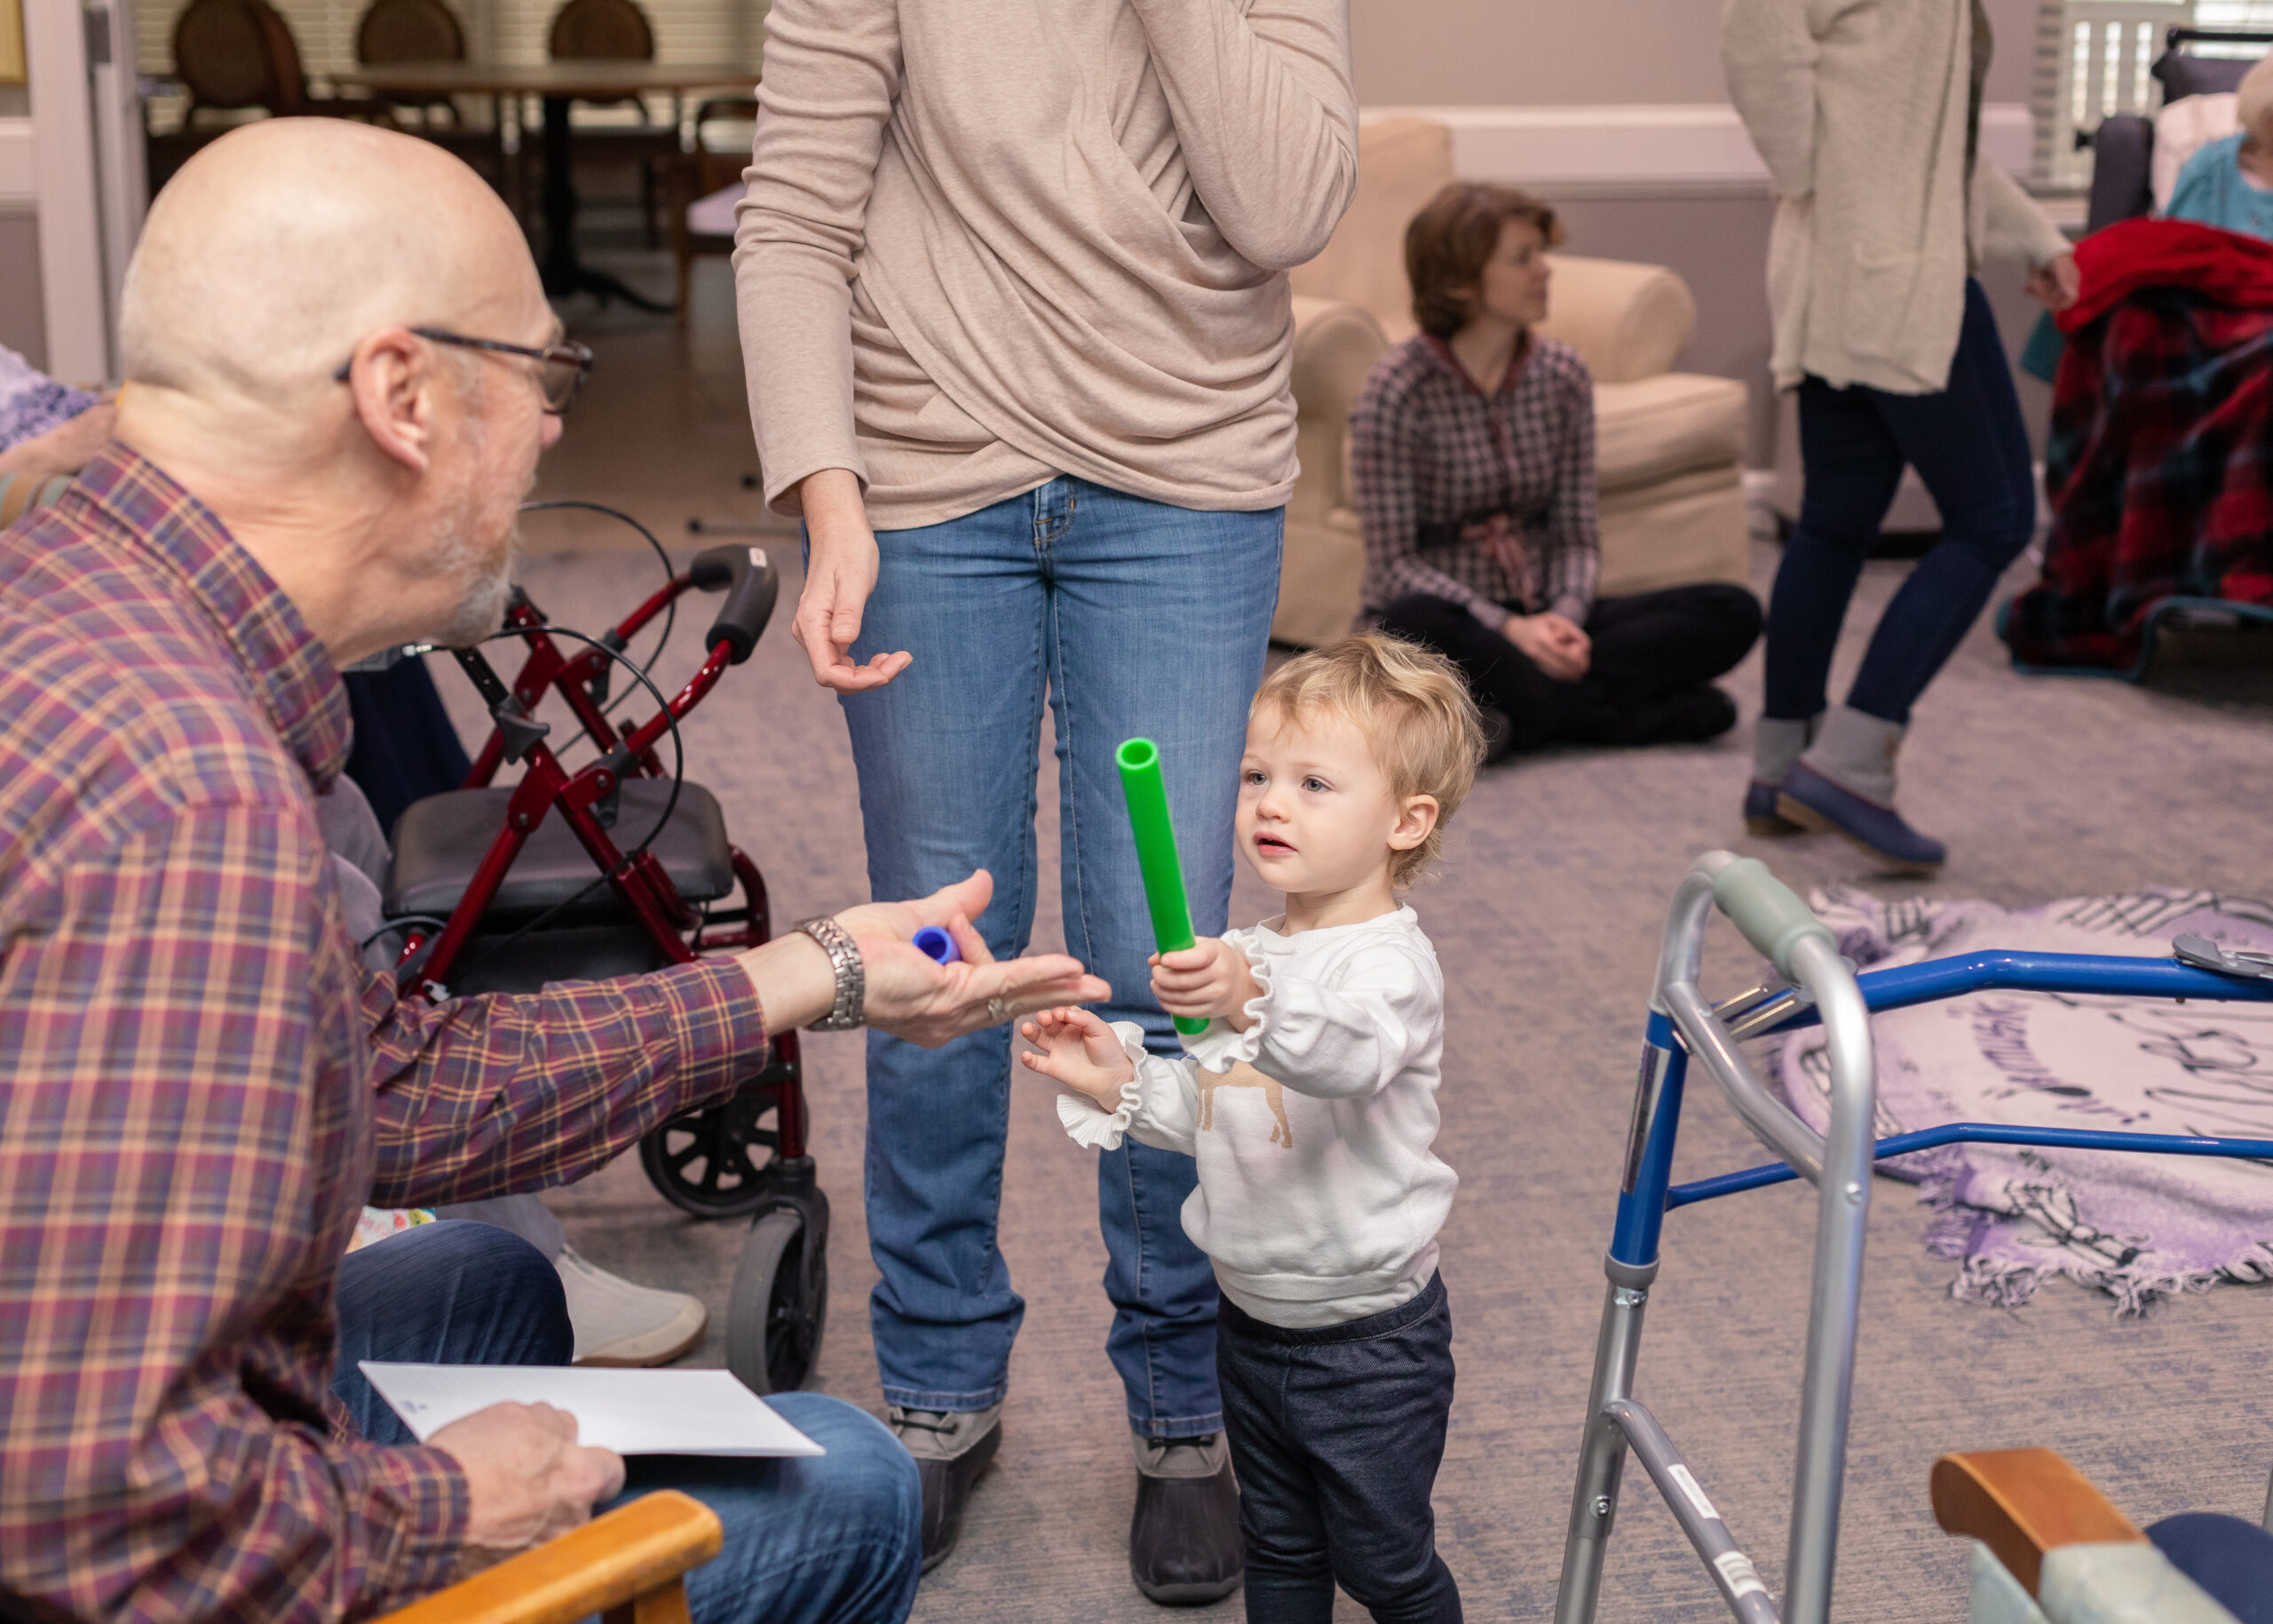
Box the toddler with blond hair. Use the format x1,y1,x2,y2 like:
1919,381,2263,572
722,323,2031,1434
1021,633,1483,1624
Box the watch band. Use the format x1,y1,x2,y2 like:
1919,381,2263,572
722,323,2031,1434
795,915,866,1031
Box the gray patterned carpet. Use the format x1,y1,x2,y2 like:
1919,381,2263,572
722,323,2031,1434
448,521,2273,1623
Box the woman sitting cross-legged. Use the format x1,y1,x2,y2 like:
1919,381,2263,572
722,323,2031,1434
1355,182,1761,762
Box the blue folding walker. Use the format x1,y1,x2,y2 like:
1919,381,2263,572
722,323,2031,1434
1554,852,2273,1624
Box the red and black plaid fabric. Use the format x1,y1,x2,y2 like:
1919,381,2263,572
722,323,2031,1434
0,447,764,1622
2003,218,2273,669
1352,333,1598,624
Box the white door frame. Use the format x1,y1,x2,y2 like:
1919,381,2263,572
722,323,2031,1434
23,0,107,380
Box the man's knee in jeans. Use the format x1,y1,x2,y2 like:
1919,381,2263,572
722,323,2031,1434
334,1221,573,1443
645,1396,922,1624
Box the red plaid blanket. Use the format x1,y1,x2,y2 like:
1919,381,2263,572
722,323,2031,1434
2001,218,2273,669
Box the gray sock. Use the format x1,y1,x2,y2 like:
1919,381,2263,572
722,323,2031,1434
1799,705,1904,804
1752,714,1818,786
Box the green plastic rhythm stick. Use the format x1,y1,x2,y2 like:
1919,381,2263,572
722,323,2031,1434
1115,737,1210,1037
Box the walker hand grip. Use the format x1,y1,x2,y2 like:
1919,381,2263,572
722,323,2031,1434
1712,857,1834,979
1116,738,1210,1038
689,545,779,666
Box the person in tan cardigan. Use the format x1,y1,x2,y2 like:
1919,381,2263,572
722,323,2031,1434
733,0,1357,1597
1724,0,2077,872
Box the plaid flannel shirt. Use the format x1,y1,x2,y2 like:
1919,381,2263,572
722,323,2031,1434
1352,333,1599,626
0,448,766,1623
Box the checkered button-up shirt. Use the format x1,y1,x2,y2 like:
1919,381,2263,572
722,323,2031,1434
0,448,766,1623
1352,332,1600,625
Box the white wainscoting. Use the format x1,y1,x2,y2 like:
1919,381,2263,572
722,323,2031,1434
1359,103,2038,193
0,118,35,210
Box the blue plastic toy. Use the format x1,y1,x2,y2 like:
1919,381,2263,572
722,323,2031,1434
912,925,960,965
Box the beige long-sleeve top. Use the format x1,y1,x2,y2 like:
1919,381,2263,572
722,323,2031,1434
1722,0,2070,395
733,0,1358,529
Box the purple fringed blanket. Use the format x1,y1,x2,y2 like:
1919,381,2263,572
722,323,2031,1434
1770,886,2273,1315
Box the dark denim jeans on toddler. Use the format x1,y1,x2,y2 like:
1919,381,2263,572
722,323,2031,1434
1216,1272,1461,1623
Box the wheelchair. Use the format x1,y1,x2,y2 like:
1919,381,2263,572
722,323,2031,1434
377,508,825,1395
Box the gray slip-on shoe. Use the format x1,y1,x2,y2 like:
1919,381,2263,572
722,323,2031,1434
890,1403,1002,1572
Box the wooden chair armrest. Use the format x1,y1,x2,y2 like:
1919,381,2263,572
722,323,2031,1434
1932,1448,2144,1598
373,1490,724,1624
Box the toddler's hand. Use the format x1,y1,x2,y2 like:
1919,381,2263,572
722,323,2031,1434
1151,939,1263,1031
1018,1006,1136,1110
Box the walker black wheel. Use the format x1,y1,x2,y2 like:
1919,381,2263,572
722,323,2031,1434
726,1208,828,1395
639,1089,779,1218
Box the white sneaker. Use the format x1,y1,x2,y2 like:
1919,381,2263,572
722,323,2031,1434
555,1246,708,1367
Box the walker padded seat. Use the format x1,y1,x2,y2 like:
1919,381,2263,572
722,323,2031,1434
386,779,734,923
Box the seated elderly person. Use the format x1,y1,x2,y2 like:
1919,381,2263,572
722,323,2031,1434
0,119,1107,1624
0,305,718,1379
2166,51,2273,238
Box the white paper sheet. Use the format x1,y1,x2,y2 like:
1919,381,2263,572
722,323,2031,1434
359,1363,825,1456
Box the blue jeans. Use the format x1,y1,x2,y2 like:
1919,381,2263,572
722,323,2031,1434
1217,1275,1460,1623
1764,277,2037,725
840,475,1283,1437
334,1222,921,1624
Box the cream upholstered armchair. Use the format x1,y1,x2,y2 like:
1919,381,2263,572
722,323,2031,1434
1275,118,1752,647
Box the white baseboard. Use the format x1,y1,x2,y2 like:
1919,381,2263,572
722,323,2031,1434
1359,103,2034,195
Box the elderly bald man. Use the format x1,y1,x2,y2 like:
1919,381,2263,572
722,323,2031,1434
0,119,1107,1624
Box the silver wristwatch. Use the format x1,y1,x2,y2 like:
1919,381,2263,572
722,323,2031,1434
795,915,866,1031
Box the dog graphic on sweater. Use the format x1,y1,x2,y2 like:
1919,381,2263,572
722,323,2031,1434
1199,1061,1292,1148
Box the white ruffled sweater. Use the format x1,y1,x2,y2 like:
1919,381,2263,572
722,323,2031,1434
1057,907,1456,1328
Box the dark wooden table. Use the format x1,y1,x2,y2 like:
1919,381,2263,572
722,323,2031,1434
335,60,760,312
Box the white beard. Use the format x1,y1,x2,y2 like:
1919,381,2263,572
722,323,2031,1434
426,410,522,649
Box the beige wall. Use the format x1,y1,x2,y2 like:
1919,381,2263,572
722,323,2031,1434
1353,0,2057,465
0,212,41,368
1351,0,2041,107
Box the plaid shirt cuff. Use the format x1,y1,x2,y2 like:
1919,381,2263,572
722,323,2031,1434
1549,593,1590,625
351,1444,471,1608
655,956,769,1084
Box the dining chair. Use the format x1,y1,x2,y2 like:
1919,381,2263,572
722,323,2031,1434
356,0,464,122
547,0,672,246
669,95,754,323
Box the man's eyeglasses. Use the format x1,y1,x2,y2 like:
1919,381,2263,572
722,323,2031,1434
333,328,595,416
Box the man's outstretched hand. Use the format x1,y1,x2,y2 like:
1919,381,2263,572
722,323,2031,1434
841,871,1111,1048
431,1401,624,1576
739,871,1109,1045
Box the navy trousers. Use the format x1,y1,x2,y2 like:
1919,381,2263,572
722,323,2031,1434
1764,276,2038,725
1216,1273,1461,1623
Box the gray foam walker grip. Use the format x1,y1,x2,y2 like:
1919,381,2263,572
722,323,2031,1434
1711,857,1834,978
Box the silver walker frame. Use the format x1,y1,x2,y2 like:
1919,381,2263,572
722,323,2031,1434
1553,852,2273,1622
1555,852,1873,1624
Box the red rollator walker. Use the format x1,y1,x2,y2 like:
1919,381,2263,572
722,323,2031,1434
376,506,823,1394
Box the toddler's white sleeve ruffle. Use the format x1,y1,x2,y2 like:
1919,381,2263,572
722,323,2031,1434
1181,934,1276,1074
1055,1021,1198,1153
